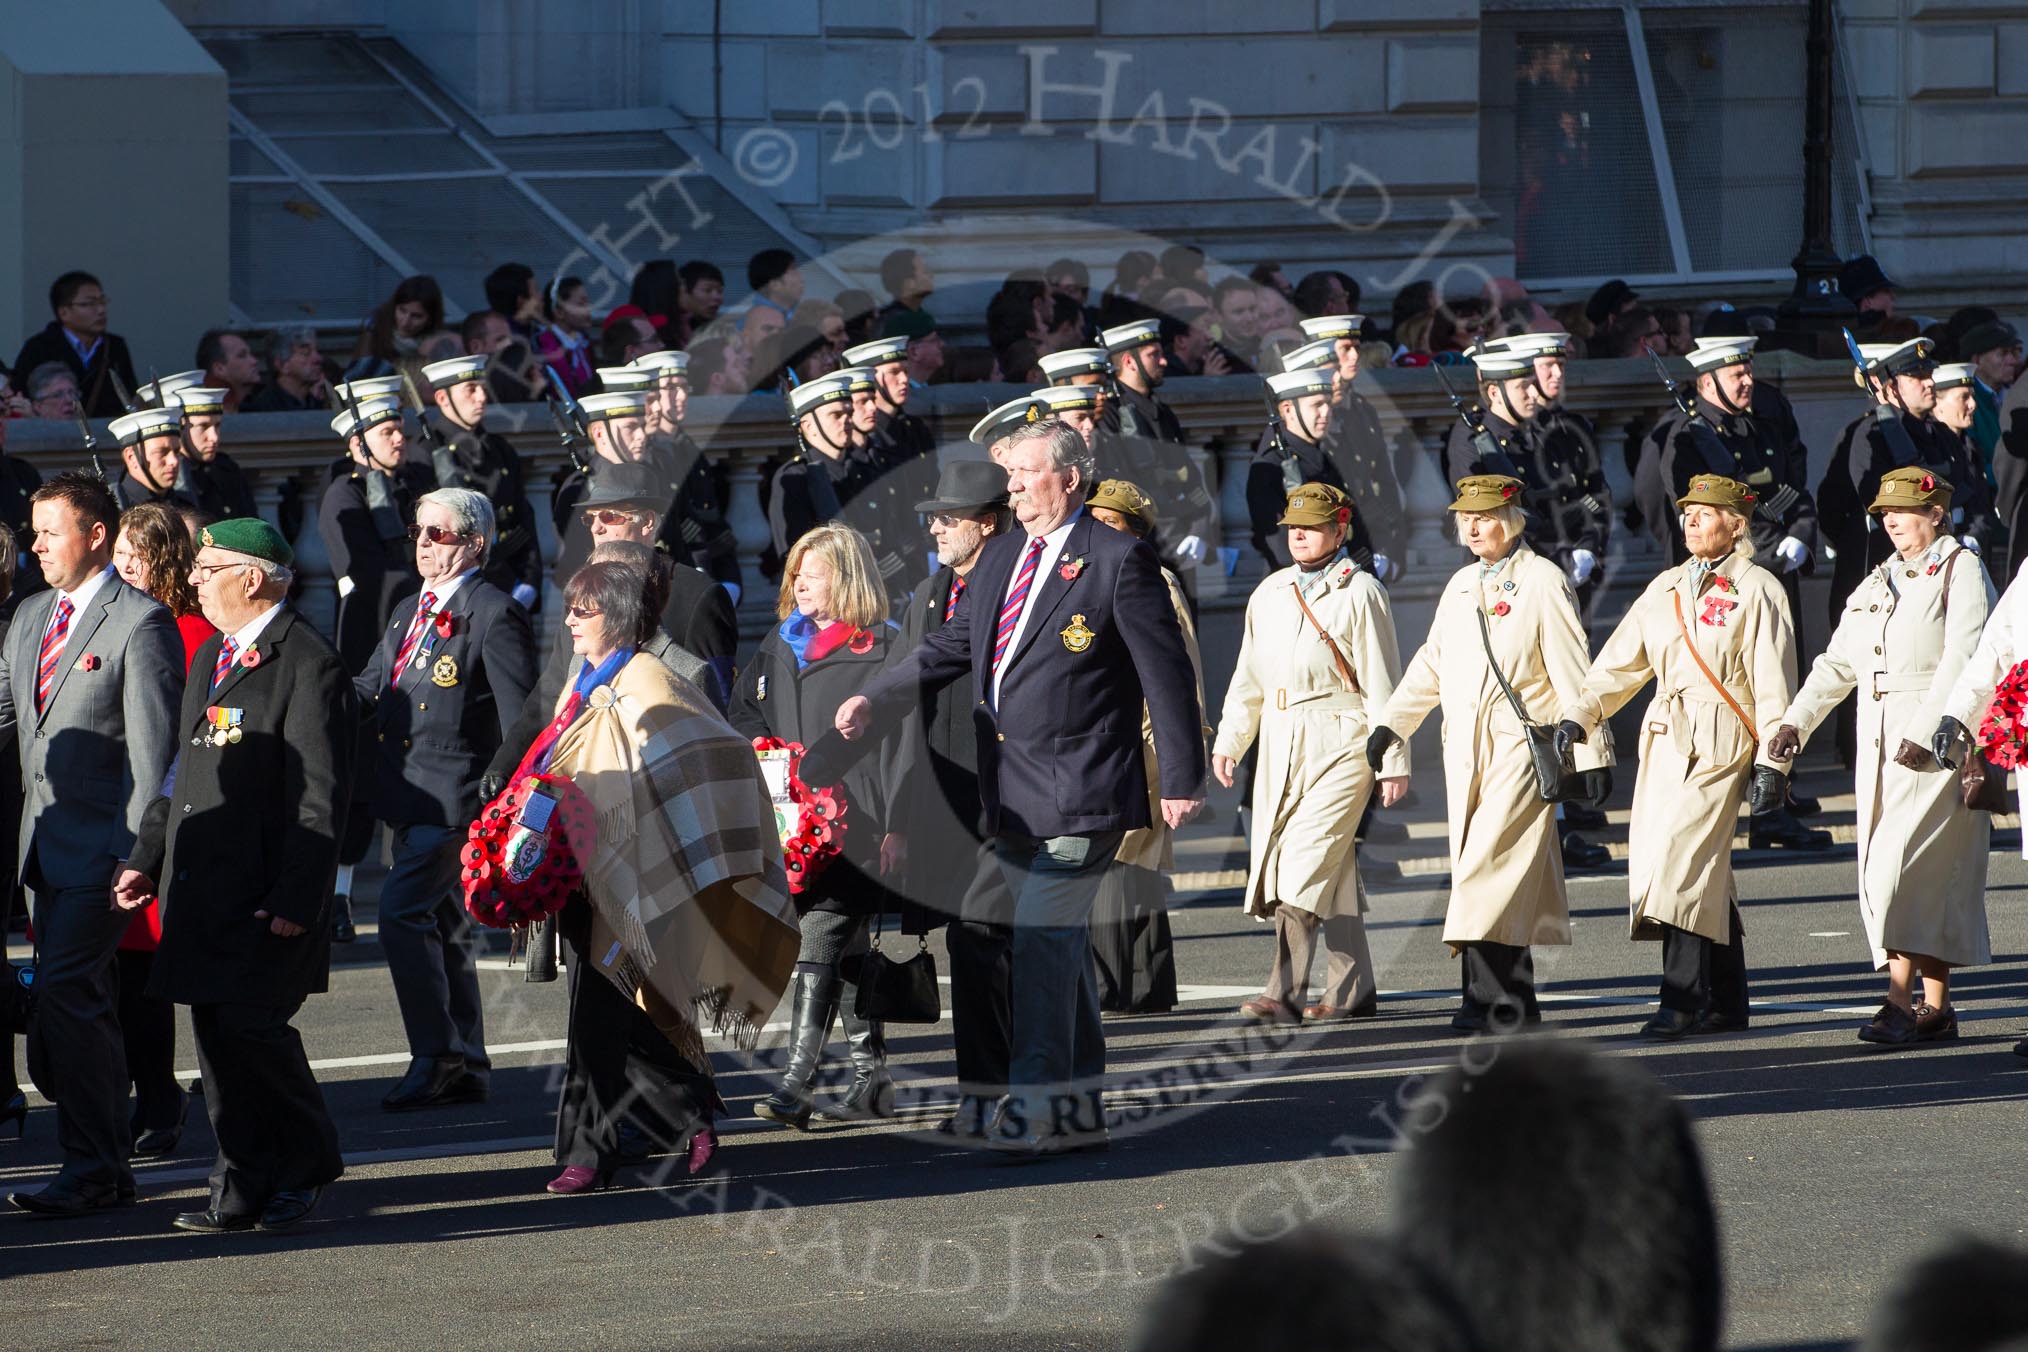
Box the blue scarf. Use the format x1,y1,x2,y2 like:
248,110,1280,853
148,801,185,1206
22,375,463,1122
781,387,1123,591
571,647,636,708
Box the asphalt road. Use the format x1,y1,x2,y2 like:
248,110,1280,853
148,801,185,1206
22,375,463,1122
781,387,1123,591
7,820,2028,1350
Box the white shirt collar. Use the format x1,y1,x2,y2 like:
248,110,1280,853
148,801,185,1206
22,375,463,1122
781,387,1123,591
417,568,478,612
57,563,116,615
224,602,286,652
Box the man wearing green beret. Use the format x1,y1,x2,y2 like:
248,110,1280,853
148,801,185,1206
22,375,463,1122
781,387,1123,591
114,516,355,1233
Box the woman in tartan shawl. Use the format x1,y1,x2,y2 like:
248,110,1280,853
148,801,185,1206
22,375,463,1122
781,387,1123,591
527,561,799,1194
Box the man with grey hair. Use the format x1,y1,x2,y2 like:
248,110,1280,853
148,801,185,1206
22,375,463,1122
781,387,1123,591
243,326,330,413
114,517,351,1234
354,485,536,1112
830,416,1206,1161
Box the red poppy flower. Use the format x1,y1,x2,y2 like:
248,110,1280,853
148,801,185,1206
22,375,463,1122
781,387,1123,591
847,630,874,655
1336,507,1351,525
80,653,99,672
1500,484,1517,499
239,647,260,669
1920,474,1935,492
1492,601,1511,617
434,611,456,640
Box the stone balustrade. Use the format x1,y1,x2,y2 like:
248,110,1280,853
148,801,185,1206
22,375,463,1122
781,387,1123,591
4,356,1867,639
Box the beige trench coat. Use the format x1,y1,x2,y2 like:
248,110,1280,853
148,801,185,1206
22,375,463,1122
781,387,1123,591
1213,554,1405,920
1776,541,1992,968
1117,567,1209,872
1563,551,1794,944
1378,544,1604,949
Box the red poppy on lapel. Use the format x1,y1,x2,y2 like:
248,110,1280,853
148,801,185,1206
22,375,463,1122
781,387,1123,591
1492,601,1511,617
78,653,99,672
1058,556,1086,582
434,610,456,640
1713,575,1733,593
847,629,874,655
240,645,262,669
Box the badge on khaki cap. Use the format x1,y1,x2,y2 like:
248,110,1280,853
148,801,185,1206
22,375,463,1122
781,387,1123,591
1868,465,1952,515
1449,474,1525,513
1675,474,1757,516
1278,482,1353,528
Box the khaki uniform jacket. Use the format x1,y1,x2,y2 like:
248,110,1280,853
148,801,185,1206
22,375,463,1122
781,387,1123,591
1379,545,1603,949
1778,540,1992,968
1564,551,1794,943
1214,554,1404,920
1117,567,1209,873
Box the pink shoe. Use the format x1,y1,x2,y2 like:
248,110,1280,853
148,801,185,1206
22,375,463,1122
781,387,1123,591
686,1126,718,1175
544,1165,610,1195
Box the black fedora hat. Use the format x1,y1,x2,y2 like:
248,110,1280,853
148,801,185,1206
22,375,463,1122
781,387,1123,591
578,461,666,511
916,459,1009,514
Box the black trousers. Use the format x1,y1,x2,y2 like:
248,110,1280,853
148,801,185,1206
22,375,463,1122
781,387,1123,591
1091,861,1177,1014
116,949,183,1131
946,845,1013,1100
27,883,132,1191
190,1000,342,1217
555,902,635,1170
1460,942,1538,1020
1658,903,1748,1018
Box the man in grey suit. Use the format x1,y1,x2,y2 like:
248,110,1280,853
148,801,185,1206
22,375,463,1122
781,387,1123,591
3,471,183,1216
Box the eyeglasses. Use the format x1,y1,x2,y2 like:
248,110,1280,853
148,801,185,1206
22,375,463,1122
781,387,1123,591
62,293,107,310
929,512,984,528
406,524,470,546
191,562,250,581
581,508,643,528
567,604,602,620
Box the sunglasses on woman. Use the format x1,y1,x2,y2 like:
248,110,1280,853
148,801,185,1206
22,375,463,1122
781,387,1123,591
406,524,469,546
567,604,602,620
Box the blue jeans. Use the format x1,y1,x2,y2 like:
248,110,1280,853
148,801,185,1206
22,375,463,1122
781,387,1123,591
993,831,1121,1139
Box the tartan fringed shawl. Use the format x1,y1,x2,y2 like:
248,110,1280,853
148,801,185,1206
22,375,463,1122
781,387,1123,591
547,654,799,1050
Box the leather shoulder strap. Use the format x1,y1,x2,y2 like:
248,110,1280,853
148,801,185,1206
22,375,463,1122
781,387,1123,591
1290,581,1357,692
1671,590,1758,743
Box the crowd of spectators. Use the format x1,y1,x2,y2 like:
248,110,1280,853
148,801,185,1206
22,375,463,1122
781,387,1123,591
10,250,2006,442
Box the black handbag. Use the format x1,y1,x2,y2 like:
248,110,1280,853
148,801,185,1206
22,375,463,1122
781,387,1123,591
1475,604,1610,806
853,912,941,1024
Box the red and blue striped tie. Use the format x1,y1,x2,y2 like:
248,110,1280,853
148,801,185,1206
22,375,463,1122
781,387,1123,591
34,596,72,714
943,574,965,623
212,637,239,692
992,540,1045,673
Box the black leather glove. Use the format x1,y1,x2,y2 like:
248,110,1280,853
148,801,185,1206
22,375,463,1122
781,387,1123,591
1766,724,1801,763
1583,767,1614,808
1365,727,1400,773
1932,716,1968,772
795,729,855,787
1553,720,1586,760
1748,765,1787,815
478,771,508,804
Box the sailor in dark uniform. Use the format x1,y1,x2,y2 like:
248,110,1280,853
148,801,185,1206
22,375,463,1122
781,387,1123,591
1028,381,1102,450
633,348,742,605
766,371,859,574
834,364,926,607
550,382,653,582
1504,330,1612,612
1297,315,1404,578
420,354,542,610
107,405,197,514
1097,319,1217,603
842,336,935,467
1932,360,2007,554
170,383,259,522
1038,345,1117,428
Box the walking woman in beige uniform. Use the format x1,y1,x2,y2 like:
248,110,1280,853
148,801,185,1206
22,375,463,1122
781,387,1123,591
1369,475,1606,1031
1557,475,1798,1039
1214,483,1404,1024
1766,466,1992,1046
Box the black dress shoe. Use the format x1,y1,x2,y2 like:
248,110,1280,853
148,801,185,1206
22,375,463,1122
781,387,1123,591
11,1181,136,1217
172,1208,258,1234
1858,1002,1919,1046
1562,800,1608,832
1694,1010,1750,1034
1785,789,1822,818
381,1057,480,1111
256,1188,321,1232
1748,809,1832,851
132,1090,191,1159
1914,1004,1958,1042
1451,1003,1491,1033
1640,1008,1704,1040
330,894,357,945
1560,831,1610,870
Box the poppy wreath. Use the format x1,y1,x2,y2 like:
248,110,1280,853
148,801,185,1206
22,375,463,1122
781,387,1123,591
460,772,594,929
1977,660,2028,770
753,735,848,896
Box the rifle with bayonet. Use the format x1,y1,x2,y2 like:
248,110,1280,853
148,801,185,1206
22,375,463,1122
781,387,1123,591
1648,351,1800,529
72,405,110,485
1843,326,1925,471
109,370,139,415
544,383,593,476
1433,361,1520,479
340,381,409,548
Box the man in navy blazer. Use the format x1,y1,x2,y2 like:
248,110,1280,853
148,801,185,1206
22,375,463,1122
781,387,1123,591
835,416,1205,1159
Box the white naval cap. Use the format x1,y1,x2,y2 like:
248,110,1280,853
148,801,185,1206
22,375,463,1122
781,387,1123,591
1099,319,1161,353
171,386,229,417
1037,347,1111,383
841,336,909,368
109,405,183,446
1686,336,1756,373
421,355,489,389
968,395,1046,447
1498,331,1573,359
1279,338,1339,373
331,375,405,405
1030,383,1101,413
1297,314,1364,342
1932,361,1976,391
1466,345,1534,381
786,373,854,418
330,395,404,440
579,389,650,421
834,365,878,394
1266,367,1334,401
631,349,690,376
138,369,205,407
594,366,655,392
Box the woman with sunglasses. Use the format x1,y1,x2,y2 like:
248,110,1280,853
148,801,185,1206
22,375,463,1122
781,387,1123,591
729,523,909,1129
536,560,797,1193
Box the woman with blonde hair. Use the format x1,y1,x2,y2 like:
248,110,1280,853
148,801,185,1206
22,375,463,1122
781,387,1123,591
1557,474,1798,1039
1368,476,1607,1031
1768,467,1992,1046
729,523,910,1128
